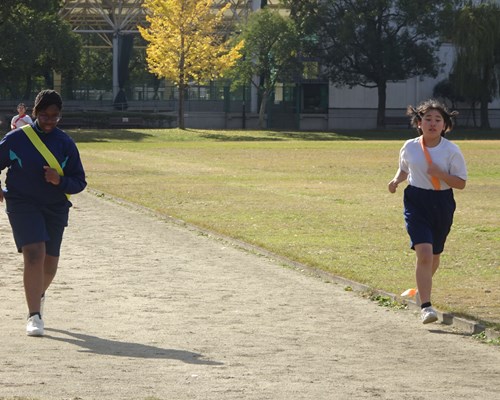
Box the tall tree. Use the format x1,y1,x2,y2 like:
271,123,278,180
0,1,81,99
285,0,453,128
139,0,243,129
229,9,302,128
433,79,465,111
450,1,500,129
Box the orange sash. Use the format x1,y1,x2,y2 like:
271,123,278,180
419,137,441,190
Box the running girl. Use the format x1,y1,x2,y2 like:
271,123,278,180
388,99,467,324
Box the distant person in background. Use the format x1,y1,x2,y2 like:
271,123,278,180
0,90,86,337
10,103,33,130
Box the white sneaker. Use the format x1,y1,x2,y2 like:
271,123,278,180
421,307,438,324
26,315,44,336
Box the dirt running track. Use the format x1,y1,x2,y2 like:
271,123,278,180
0,191,499,400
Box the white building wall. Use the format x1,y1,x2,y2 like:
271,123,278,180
328,43,500,128
330,43,456,109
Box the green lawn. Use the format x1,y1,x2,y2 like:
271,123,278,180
71,128,500,327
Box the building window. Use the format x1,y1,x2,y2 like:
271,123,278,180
302,83,328,113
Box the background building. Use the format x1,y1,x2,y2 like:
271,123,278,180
1,1,498,130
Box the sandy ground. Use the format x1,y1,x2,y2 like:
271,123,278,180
0,190,499,400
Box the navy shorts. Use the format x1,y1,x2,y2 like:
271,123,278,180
403,185,456,254
5,197,69,257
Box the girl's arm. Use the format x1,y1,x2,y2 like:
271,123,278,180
427,163,466,190
388,168,408,193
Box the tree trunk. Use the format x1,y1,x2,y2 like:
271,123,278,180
179,38,186,130
44,71,53,88
479,98,490,129
178,83,185,130
479,65,491,129
258,91,268,129
470,102,477,128
23,75,32,101
376,81,387,128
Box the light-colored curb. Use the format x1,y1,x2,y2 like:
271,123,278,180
485,327,500,341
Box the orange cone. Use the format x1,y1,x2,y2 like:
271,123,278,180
401,288,417,297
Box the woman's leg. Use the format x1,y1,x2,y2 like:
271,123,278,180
23,242,46,314
43,254,59,293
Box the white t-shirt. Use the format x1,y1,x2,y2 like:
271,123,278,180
399,137,467,190
11,114,33,129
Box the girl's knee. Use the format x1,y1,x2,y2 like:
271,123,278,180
22,243,46,264
415,243,434,265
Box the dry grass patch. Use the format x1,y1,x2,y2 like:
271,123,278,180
74,129,500,327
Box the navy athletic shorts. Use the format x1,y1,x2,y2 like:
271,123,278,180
5,197,69,257
403,185,456,254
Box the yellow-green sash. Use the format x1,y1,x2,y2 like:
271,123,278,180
21,125,70,199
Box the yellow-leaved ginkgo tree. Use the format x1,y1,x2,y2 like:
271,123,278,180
139,0,243,129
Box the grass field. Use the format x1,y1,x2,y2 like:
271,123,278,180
70,128,500,328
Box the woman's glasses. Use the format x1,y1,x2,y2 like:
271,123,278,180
37,114,61,123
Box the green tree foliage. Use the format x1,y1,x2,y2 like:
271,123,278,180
285,0,453,127
79,45,113,93
433,79,465,110
433,77,483,127
77,35,153,101
450,1,500,129
282,0,319,57
230,8,302,128
0,0,81,100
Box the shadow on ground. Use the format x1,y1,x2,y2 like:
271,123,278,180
44,328,223,365
66,127,500,143
68,129,155,143
427,329,472,337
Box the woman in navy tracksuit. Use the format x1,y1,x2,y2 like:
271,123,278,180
0,90,86,336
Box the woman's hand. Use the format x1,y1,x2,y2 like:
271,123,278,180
43,166,61,185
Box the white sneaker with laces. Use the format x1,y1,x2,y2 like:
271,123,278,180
26,314,44,336
421,306,438,324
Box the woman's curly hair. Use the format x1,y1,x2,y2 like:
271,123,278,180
406,99,458,137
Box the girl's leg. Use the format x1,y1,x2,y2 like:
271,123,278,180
432,254,440,276
43,254,59,293
414,243,434,305
23,242,46,313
